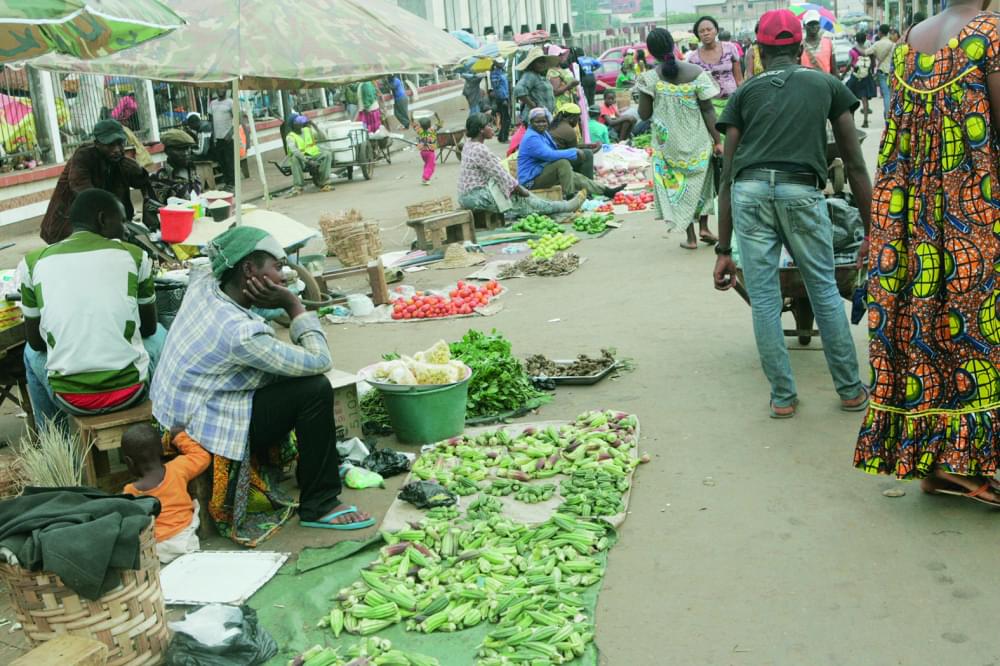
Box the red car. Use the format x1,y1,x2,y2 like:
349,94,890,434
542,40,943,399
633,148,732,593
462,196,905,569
595,43,682,90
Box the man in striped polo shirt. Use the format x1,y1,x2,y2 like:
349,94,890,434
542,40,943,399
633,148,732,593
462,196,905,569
19,189,166,430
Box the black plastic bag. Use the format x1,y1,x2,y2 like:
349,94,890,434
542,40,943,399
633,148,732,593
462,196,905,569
398,481,456,509
361,447,411,478
165,605,277,666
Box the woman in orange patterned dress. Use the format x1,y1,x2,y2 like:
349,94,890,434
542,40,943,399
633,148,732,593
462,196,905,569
855,1,1000,505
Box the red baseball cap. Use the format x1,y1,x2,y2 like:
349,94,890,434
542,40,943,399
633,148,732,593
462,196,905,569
757,9,803,46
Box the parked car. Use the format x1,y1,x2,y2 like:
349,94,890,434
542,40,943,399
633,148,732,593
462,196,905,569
596,44,656,90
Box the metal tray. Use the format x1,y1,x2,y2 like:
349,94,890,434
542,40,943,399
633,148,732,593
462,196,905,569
531,360,617,385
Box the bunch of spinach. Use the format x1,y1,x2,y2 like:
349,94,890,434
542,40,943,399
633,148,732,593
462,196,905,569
449,329,550,418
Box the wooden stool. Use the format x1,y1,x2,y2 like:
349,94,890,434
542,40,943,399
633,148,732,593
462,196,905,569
406,210,477,251
12,634,108,666
529,186,563,201
71,401,153,491
472,209,505,230
188,465,214,539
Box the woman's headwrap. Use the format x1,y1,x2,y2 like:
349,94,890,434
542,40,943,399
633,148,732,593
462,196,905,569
207,226,286,279
528,107,552,123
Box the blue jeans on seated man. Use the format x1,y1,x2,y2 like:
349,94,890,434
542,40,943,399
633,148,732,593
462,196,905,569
24,324,168,431
731,179,862,408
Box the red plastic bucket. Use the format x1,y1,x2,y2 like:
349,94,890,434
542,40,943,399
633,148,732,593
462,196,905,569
159,206,195,243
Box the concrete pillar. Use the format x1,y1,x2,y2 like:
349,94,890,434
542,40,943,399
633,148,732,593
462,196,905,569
137,79,159,143
27,66,63,164
75,74,104,140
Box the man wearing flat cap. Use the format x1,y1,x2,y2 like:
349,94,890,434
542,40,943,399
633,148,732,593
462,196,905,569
40,118,157,244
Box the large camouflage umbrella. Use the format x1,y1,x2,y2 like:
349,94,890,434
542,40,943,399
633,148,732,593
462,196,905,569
0,0,183,63
34,0,473,87
35,0,472,210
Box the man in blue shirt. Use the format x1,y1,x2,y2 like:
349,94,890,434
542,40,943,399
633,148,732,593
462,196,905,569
516,107,622,199
574,48,602,107
489,59,511,143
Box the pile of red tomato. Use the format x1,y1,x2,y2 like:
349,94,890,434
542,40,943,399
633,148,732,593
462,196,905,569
612,191,655,212
391,280,502,320
594,203,614,213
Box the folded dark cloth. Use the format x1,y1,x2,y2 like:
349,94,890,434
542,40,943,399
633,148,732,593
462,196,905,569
0,487,160,599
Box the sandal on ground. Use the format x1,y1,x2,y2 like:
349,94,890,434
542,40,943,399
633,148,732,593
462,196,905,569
920,477,1000,508
301,505,375,530
679,241,698,250
699,232,718,245
769,399,798,419
840,387,869,412
285,187,302,198
320,184,334,192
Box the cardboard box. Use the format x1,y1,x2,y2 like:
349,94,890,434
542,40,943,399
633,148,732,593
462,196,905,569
325,368,362,441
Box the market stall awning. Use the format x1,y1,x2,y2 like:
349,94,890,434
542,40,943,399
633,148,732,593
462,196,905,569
0,0,183,63
32,0,474,87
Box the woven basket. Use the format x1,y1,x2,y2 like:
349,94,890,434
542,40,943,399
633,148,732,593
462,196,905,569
319,209,363,257
0,519,170,666
331,222,383,267
405,196,453,221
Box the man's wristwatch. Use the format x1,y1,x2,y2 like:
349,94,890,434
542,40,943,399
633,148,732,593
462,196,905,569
714,245,733,256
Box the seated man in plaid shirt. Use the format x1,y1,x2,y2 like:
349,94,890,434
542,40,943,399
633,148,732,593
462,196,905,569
152,226,373,531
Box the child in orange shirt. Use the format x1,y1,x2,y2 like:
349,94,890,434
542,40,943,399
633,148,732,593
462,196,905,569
122,424,210,564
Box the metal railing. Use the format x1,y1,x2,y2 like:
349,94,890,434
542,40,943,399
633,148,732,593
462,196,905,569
0,66,44,169
52,73,154,155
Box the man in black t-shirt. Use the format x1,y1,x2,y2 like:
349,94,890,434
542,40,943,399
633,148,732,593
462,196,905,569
711,9,873,419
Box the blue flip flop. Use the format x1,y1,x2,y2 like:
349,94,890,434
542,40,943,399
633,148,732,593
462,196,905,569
301,505,375,530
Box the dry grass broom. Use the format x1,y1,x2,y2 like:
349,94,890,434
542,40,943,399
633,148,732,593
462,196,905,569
15,420,93,489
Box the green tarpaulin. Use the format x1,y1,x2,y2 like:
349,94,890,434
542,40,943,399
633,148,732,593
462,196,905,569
250,537,603,666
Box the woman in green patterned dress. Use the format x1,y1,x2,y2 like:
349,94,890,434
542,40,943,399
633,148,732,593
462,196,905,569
637,28,724,250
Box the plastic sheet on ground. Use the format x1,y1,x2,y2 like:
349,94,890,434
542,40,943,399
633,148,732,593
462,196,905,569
380,417,639,533
323,283,507,325
250,536,602,666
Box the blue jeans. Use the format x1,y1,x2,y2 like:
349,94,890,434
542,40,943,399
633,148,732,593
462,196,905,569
24,324,168,430
877,72,890,121
732,179,862,408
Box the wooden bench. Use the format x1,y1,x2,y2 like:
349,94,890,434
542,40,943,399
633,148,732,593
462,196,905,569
472,209,505,230
71,401,154,491
406,210,477,251
12,634,108,666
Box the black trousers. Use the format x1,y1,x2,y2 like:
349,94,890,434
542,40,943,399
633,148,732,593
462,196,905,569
495,100,511,142
248,375,342,522
582,75,596,108
214,138,235,187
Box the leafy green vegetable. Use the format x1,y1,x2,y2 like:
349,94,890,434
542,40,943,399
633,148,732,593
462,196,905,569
631,133,651,149
360,389,393,435
449,329,550,418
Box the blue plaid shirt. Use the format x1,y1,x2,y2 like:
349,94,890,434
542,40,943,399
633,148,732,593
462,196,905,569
151,269,332,461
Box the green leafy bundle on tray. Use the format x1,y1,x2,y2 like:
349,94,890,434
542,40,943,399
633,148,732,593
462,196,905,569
449,329,550,420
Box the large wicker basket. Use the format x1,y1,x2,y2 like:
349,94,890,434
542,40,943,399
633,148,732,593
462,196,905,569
330,223,383,266
405,196,453,221
0,519,170,665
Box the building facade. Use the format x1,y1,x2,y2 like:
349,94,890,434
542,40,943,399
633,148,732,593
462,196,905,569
395,0,573,36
